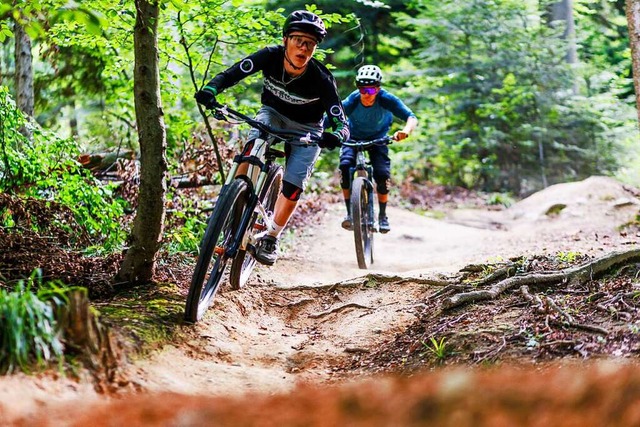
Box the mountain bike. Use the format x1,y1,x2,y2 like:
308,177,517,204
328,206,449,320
184,102,316,323
342,136,392,269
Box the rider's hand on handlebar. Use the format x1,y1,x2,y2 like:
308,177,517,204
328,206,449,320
393,130,409,141
318,132,341,150
195,86,218,109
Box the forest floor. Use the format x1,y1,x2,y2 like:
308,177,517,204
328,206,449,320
3,175,640,426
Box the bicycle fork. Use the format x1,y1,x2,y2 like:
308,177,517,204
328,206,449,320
218,151,270,260
351,162,377,231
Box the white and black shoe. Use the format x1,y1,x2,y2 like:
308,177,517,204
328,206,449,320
254,235,279,266
379,216,390,234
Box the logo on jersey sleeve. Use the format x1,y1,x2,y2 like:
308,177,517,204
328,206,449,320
240,59,254,74
329,105,344,120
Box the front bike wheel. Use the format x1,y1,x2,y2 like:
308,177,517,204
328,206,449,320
185,179,250,323
351,177,374,269
229,164,283,290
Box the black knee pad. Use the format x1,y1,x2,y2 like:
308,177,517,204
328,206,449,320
375,176,390,194
339,165,352,190
282,181,303,201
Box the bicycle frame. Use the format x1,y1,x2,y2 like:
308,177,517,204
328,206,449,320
210,104,316,259
344,136,392,221
341,136,392,268
353,150,372,178
353,152,375,230
185,102,320,322
222,148,269,259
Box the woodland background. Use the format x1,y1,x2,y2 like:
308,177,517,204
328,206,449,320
0,0,640,373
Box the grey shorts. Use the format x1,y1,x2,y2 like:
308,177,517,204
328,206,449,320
249,106,322,190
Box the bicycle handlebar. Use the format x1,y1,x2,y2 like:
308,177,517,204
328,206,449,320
341,136,393,149
209,101,319,144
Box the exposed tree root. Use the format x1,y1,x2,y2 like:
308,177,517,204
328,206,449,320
442,248,640,310
549,319,609,335
309,302,372,318
268,297,315,308
279,273,451,292
470,262,518,287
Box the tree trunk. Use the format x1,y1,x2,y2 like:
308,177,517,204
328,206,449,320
14,20,34,138
550,0,577,64
627,0,640,127
546,0,578,93
116,0,167,284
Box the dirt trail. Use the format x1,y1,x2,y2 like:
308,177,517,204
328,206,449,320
131,206,498,398
132,176,639,396
2,176,640,424
263,175,638,286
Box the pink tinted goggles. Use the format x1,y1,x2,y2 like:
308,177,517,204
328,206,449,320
358,86,379,95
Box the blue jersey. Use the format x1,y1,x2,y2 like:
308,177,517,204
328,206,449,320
342,89,416,140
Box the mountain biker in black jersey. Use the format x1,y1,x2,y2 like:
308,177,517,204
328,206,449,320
338,65,418,233
195,10,350,266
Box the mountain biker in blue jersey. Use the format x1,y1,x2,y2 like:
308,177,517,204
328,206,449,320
195,10,350,266
339,65,418,233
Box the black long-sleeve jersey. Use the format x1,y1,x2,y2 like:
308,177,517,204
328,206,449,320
208,45,349,142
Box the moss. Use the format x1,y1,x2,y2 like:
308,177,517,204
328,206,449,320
96,282,190,357
422,210,447,220
545,203,567,216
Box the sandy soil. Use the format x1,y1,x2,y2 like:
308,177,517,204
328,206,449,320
3,175,640,425
264,175,638,284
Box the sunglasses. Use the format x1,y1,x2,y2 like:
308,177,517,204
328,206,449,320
358,86,379,95
288,35,317,50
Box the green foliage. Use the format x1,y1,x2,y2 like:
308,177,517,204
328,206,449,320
0,20,12,42
267,0,413,93
396,0,638,194
486,192,515,208
163,209,204,255
0,270,71,374
3,0,639,251
555,251,581,264
0,88,126,249
421,336,448,362
574,0,634,101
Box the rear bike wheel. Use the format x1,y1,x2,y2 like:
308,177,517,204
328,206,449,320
184,179,250,323
351,177,374,269
229,164,283,290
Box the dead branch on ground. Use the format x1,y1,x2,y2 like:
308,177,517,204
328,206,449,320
442,249,640,310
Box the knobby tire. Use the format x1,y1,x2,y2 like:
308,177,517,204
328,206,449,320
184,179,250,323
229,165,283,290
351,177,374,269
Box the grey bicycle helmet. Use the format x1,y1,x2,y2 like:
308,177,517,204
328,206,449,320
283,10,327,43
356,65,383,86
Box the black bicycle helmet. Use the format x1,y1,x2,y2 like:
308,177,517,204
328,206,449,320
356,65,383,86
283,10,327,43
